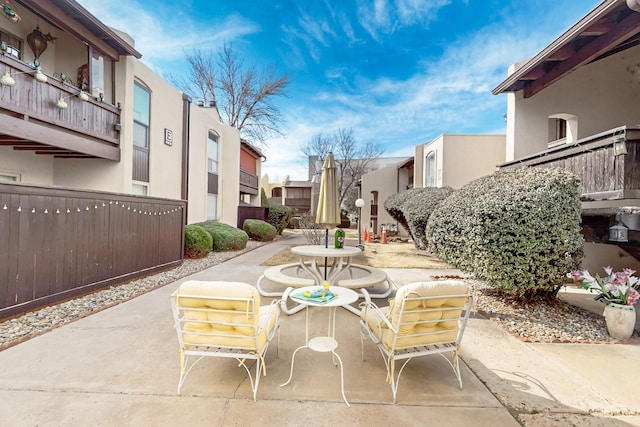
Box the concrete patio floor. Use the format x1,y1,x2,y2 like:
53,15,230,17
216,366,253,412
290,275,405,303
0,233,638,426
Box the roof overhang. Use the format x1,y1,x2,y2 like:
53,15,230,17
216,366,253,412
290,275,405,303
492,0,640,98
16,0,141,60
396,157,414,169
241,139,266,160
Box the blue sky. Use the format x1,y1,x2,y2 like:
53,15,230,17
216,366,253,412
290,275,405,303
81,0,601,181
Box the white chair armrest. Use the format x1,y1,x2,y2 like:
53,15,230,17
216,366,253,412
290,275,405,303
258,299,281,334
360,301,396,336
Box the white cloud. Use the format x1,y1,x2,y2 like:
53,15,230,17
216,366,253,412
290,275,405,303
81,1,260,71
356,0,452,39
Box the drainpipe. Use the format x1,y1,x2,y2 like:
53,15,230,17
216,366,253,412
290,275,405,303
181,93,191,224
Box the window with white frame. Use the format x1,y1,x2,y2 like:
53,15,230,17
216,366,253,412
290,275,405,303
0,171,19,182
133,82,150,149
0,29,22,59
207,193,218,220
132,183,148,195
207,131,219,174
425,151,436,187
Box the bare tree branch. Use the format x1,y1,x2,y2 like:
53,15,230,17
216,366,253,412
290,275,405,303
302,128,384,209
167,44,289,147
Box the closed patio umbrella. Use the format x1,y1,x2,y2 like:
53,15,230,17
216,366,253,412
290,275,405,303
315,152,341,279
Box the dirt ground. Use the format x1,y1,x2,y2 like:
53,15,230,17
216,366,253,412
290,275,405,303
263,229,451,269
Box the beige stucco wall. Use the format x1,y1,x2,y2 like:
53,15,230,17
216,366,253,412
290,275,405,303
53,58,185,201
186,104,241,225
360,160,412,237
582,242,640,273
0,148,53,183
505,44,640,161
415,134,505,189
2,48,243,227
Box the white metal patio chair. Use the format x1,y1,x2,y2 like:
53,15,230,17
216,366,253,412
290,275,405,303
359,280,473,403
170,280,281,401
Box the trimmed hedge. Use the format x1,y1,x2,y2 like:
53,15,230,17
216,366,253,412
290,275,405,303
184,225,212,258
384,187,454,249
267,204,293,235
384,191,413,234
192,221,249,251
426,167,584,301
243,219,277,242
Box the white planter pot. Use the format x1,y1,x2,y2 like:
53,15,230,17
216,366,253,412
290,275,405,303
603,303,636,340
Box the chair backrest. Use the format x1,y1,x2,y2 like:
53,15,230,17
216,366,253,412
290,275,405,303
386,280,470,350
172,280,263,351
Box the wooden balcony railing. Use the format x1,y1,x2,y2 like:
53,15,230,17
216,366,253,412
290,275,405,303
499,125,640,201
0,55,120,160
284,197,311,212
239,169,259,195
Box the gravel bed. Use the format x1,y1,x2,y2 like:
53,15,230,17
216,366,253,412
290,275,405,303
468,279,623,343
1,240,636,350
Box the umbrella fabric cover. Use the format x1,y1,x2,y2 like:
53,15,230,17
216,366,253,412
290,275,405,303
315,152,341,229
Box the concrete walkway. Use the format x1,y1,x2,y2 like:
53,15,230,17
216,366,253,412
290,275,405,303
0,233,638,426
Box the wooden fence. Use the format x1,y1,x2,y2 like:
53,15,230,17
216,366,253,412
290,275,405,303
237,205,269,228
0,183,186,318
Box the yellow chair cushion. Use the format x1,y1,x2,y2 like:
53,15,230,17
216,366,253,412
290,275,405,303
362,280,468,350
176,281,279,351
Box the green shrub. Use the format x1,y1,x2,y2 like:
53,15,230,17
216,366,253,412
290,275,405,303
404,187,455,250
183,225,212,258
268,204,293,235
261,188,270,207
289,216,301,229
243,219,277,242
192,221,249,251
384,191,413,234
426,167,584,301
384,187,453,249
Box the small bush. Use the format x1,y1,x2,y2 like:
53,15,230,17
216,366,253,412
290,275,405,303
243,219,277,242
298,211,324,245
289,216,301,229
192,221,249,251
184,225,212,258
268,204,293,235
426,167,584,301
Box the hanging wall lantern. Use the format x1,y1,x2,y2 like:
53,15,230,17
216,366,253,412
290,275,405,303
609,213,629,243
26,27,48,64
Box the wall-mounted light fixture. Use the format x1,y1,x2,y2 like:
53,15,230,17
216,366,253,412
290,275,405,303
609,213,629,243
613,133,627,156
0,67,48,86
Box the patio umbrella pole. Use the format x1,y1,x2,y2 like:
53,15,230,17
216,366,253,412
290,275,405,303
324,228,328,280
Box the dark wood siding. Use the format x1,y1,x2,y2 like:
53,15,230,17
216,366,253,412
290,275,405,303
500,127,640,201
132,145,149,182
0,183,186,318
207,173,218,194
0,55,121,159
